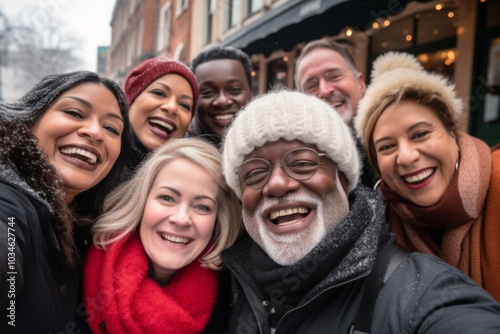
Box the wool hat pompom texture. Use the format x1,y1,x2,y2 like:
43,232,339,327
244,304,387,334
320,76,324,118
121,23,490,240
222,90,360,199
124,57,199,109
354,51,463,145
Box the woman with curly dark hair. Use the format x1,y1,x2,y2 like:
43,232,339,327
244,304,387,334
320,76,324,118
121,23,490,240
0,71,131,333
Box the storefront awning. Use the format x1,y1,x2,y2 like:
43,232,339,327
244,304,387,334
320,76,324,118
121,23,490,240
222,0,413,56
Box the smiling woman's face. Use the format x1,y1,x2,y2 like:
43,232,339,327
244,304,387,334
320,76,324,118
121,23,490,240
139,157,218,283
372,101,459,207
128,73,194,150
31,82,124,202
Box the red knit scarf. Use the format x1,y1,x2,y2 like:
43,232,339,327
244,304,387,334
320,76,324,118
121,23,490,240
84,234,218,333
382,131,500,300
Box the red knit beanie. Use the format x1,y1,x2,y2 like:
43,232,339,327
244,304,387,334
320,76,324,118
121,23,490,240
124,57,199,111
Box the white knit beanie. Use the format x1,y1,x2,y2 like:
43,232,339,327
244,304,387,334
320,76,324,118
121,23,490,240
222,90,360,199
354,51,463,146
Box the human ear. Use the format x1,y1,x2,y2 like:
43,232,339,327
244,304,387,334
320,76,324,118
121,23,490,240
338,171,349,195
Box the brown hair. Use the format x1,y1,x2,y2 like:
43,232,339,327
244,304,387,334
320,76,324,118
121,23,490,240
295,37,359,87
364,88,458,175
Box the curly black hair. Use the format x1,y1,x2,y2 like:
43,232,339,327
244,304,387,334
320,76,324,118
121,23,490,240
0,71,132,266
190,46,253,88
0,120,76,266
1,71,132,219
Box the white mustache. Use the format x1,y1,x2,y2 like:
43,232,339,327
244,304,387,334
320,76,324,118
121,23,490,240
325,92,347,103
256,192,321,218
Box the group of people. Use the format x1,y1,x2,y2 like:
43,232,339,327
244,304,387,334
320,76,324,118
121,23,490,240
0,45,252,333
1,36,500,333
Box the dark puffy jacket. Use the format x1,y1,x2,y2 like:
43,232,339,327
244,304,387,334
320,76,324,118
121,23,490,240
223,185,500,334
224,237,500,333
0,172,79,334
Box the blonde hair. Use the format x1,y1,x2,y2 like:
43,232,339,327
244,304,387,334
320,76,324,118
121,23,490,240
92,137,243,270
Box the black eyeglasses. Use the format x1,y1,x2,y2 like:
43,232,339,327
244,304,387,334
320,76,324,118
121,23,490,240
237,147,326,189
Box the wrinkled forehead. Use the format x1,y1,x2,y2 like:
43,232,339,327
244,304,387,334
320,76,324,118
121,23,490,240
244,139,320,160
298,48,352,73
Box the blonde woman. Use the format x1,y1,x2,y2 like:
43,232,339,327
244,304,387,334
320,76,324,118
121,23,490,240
84,137,242,333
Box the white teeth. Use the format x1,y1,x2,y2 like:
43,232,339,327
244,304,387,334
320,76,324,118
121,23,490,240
215,114,233,120
269,207,309,220
332,101,343,108
150,119,174,131
60,147,97,164
404,169,433,183
159,233,189,245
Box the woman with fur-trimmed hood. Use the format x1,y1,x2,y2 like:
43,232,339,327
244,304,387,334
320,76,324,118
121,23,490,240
354,52,500,301
0,71,130,332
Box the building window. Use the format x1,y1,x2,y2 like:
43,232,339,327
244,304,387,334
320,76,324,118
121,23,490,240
129,0,137,15
136,20,143,58
97,47,108,76
176,45,187,64
206,0,215,44
127,32,135,67
370,6,458,55
250,61,259,96
248,0,262,16
371,15,413,55
484,37,500,123
417,48,456,81
176,0,188,17
158,3,171,52
267,57,288,90
227,0,239,30
416,9,457,46
486,0,500,28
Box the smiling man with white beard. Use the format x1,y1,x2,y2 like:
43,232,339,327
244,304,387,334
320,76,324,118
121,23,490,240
242,180,348,266
220,89,500,334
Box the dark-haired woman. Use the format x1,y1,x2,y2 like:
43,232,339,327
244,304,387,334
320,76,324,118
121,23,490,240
0,71,131,332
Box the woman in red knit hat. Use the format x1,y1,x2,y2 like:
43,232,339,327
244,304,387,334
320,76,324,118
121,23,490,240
122,57,199,181
84,137,242,333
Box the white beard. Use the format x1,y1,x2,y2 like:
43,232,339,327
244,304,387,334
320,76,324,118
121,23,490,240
339,107,354,125
242,172,349,266
325,93,354,125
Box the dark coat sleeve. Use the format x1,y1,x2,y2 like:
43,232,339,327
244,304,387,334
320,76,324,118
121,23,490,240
1,182,80,333
0,183,39,309
202,268,233,334
374,253,500,333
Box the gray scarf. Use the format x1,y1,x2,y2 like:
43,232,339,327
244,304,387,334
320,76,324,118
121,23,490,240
251,186,390,326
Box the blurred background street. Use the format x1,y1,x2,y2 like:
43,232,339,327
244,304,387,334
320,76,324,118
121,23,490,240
0,0,499,144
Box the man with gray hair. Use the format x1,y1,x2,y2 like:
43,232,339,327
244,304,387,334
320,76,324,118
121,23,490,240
295,38,365,126
295,38,376,188
220,89,500,333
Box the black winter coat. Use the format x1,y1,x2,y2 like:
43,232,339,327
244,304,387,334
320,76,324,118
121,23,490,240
223,187,500,334
0,171,79,333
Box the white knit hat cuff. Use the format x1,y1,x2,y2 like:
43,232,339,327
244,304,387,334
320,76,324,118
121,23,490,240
222,90,360,199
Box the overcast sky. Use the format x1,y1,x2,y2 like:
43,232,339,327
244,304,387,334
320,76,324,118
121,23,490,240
1,0,115,71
